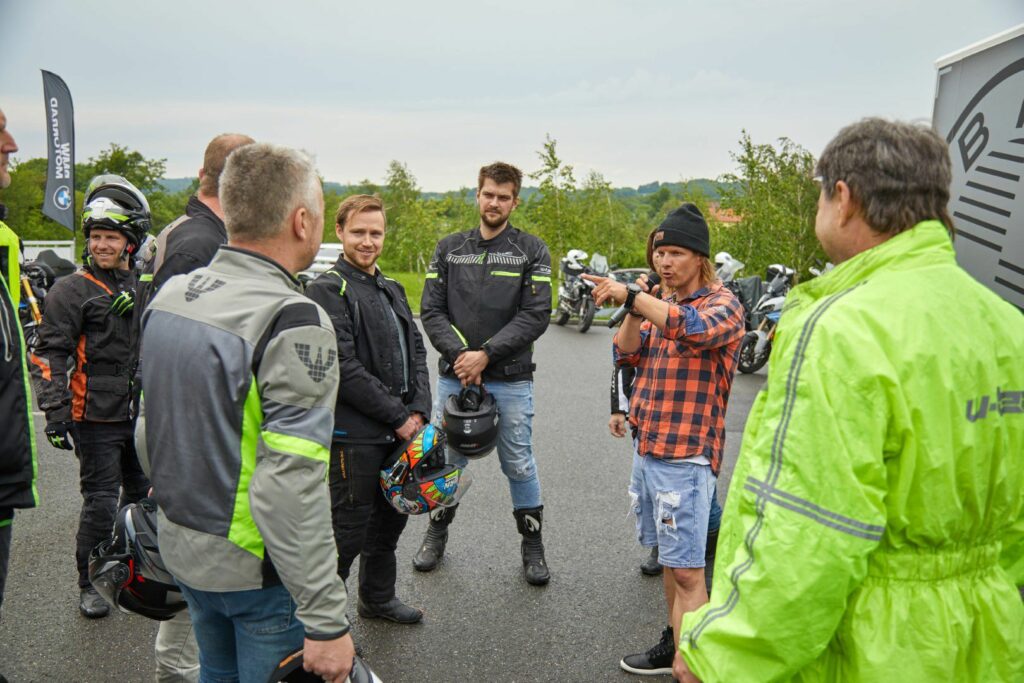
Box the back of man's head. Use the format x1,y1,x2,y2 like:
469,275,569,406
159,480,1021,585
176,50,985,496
815,118,953,235
199,133,255,198
219,143,320,242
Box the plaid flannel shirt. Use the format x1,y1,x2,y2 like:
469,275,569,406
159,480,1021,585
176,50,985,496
613,282,745,474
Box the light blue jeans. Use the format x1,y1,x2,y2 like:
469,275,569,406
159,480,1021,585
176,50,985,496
177,582,304,683
434,376,543,509
629,452,717,569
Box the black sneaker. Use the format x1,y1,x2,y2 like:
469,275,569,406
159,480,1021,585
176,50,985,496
620,625,674,675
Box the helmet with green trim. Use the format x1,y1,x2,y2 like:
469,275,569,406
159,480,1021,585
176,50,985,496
82,174,152,253
380,424,470,515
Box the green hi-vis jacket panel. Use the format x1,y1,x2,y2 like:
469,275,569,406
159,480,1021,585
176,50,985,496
680,221,1024,682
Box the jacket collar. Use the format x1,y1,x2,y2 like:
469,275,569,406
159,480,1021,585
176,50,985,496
186,194,226,238
331,255,381,285
794,220,955,302
472,223,518,244
212,246,303,293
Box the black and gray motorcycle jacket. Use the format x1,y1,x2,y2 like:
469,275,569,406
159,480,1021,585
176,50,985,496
0,275,38,512
29,263,136,423
305,258,432,445
420,224,552,382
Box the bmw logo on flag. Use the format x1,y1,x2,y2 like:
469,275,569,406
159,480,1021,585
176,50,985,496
54,185,72,211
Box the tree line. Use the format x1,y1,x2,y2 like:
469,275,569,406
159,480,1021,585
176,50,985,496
1,133,825,280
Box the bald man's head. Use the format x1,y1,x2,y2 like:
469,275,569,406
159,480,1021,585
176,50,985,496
198,133,255,198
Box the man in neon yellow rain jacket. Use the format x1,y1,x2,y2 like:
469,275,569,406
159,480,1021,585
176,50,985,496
675,118,1023,683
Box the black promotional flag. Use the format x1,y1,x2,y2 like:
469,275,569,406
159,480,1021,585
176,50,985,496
41,70,75,233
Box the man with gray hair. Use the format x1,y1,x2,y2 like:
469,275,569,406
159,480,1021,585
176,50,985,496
140,143,356,682
673,118,1024,682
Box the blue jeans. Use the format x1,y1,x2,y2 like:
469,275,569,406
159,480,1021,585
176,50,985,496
434,376,543,509
177,582,304,683
629,453,717,569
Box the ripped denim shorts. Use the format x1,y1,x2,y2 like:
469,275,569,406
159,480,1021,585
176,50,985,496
628,450,716,569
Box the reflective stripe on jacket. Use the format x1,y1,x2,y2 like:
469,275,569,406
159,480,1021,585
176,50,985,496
679,221,1024,682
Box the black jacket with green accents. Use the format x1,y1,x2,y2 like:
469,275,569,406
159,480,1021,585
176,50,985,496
305,257,431,445
420,224,552,382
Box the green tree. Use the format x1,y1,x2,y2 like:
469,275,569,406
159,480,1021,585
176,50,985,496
717,131,824,280
76,143,167,193
525,135,580,265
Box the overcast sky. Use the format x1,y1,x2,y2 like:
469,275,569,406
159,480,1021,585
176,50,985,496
2,1,1021,191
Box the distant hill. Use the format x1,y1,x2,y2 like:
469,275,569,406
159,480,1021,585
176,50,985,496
157,177,197,193
162,177,733,199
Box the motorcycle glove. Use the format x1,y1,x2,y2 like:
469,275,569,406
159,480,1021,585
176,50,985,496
45,421,75,450
110,290,135,316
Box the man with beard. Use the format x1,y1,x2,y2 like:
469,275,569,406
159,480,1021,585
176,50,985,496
306,194,430,624
586,204,745,676
418,162,554,585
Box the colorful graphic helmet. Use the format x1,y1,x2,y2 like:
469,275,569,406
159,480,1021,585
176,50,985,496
442,384,499,459
82,174,152,253
87,499,186,621
380,424,470,515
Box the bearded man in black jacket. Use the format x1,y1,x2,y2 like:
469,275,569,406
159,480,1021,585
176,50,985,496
417,162,554,585
306,194,430,624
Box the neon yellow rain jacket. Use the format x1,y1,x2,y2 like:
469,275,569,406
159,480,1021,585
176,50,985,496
679,220,1024,682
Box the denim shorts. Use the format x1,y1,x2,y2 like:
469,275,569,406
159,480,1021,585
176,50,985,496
629,451,716,569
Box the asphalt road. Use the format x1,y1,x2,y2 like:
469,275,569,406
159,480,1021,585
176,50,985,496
0,320,765,683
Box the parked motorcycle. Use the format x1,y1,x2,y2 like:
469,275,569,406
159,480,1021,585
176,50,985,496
715,251,764,330
18,249,77,350
737,263,796,374
554,249,608,333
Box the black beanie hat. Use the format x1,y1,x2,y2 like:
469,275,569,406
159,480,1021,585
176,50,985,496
652,203,710,257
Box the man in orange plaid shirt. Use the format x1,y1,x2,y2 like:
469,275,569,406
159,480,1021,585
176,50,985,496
587,203,745,676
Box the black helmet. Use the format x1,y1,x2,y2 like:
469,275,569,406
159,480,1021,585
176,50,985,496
268,650,383,683
442,384,499,459
87,499,187,621
82,174,152,253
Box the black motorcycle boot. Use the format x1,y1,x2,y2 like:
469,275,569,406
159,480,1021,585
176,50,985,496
412,504,457,572
705,526,719,596
514,506,550,586
79,587,110,619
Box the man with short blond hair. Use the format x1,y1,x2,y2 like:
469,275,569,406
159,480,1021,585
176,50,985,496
141,143,355,683
306,193,431,625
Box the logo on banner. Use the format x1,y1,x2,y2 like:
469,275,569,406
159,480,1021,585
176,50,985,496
53,185,72,211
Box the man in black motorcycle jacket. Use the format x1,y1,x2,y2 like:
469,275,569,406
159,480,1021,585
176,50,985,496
305,194,431,624
418,161,554,585
29,175,151,619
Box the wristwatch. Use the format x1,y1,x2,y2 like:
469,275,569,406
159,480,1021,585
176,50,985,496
623,283,642,312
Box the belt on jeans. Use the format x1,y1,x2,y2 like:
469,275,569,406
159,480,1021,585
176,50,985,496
502,362,536,376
